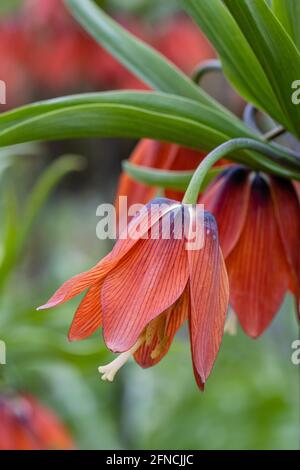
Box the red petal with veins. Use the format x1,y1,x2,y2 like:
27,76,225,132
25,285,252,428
68,281,103,341
38,198,178,310
270,177,300,315
188,212,229,385
227,175,290,337
134,284,189,367
102,209,189,352
201,167,251,257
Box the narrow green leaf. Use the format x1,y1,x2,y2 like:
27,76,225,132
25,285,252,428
184,0,286,127
0,91,299,178
224,0,300,138
0,182,18,288
123,161,228,192
19,154,85,250
0,92,257,151
0,155,84,290
272,0,300,51
64,0,233,118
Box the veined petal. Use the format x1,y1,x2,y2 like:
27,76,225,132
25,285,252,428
188,212,229,385
134,284,189,368
68,281,103,341
37,254,112,310
270,177,300,307
201,167,250,257
102,209,189,352
227,175,290,338
38,198,179,311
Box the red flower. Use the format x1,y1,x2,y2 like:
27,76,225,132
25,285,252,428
0,394,74,450
39,198,229,389
202,166,300,337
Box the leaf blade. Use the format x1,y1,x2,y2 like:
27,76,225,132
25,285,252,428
184,0,286,126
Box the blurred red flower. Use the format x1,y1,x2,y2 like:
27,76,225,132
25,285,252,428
0,394,74,450
0,1,214,104
155,16,214,74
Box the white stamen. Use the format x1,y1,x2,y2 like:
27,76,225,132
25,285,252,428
224,310,238,336
98,336,144,382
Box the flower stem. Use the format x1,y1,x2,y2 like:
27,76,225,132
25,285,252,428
182,137,299,204
192,59,222,84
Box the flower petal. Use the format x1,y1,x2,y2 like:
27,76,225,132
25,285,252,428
68,282,103,341
201,167,250,257
188,212,229,385
38,198,178,311
102,209,189,352
270,177,300,311
37,254,112,310
227,175,290,337
134,284,189,368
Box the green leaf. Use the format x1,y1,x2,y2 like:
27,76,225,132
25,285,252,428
64,0,232,117
183,0,286,127
0,92,299,179
272,0,300,51
0,91,257,149
0,155,84,291
0,182,18,289
223,0,300,138
19,154,85,250
123,161,228,192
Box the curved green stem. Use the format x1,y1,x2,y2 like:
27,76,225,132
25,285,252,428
192,60,222,84
182,138,299,204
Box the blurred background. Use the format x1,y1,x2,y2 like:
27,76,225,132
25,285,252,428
0,0,298,450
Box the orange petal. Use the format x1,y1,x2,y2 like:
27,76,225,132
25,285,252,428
188,212,229,385
37,254,112,310
68,281,103,341
38,198,179,311
270,177,300,312
102,209,189,352
227,175,290,338
134,284,189,368
201,167,251,257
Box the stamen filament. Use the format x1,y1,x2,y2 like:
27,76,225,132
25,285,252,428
98,336,144,382
224,310,238,336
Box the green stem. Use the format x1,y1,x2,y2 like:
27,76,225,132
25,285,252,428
192,59,222,84
182,137,297,204
264,125,286,141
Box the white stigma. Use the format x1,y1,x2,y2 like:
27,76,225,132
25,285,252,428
224,310,238,336
98,336,144,382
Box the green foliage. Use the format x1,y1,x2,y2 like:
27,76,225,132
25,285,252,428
0,152,84,291
272,0,300,50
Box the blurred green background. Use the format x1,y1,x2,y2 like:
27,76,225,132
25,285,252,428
0,0,299,450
